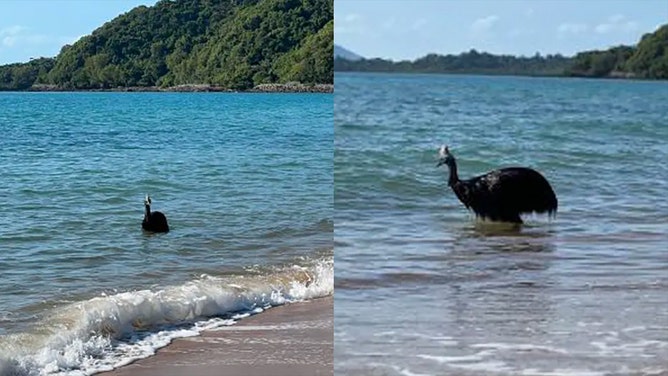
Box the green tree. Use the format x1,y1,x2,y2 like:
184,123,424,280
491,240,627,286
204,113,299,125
0,0,333,90
625,25,668,78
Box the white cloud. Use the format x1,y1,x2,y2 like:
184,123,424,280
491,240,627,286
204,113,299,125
471,15,499,34
381,17,396,30
1,28,28,47
343,13,360,23
335,13,364,35
557,23,589,36
508,28,524,38
0,25,77,56
412,18,427,31
595,14,638,34
377,17,426,32
2,33,49,47
0,25,27,36
2,36,15,47
609,14,625,23
595,23,613,34
1,25,29,47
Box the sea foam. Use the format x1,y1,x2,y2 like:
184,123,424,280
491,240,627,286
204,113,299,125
0,256,333,375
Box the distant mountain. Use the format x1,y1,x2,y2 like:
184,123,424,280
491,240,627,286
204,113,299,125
334,45,363,61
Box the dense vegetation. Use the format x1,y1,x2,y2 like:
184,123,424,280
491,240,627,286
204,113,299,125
335,24,668,80
627,24,668,78
0,58,55,90
568,24,668,78
0,0,332,90
565,46,635,78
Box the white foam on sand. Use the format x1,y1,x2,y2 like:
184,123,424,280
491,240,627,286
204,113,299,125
0,256,333,376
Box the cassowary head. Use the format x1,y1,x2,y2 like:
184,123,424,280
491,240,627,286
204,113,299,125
436,145,456,168
144,195,152,206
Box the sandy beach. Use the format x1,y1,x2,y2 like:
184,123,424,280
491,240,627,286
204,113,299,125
99,296,333,376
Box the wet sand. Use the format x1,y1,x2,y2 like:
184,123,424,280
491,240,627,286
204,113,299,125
99,296,333,376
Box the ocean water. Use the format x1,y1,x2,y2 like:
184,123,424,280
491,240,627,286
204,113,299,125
334,73,668,376
0,92,333,375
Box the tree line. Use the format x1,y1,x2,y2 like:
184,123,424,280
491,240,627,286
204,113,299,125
335,24,668,80
335,50,572,77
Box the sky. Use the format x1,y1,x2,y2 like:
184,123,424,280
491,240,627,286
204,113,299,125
335,0,668,60
0,0,157,65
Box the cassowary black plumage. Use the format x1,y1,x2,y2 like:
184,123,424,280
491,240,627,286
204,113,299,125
142,195,169,233
436,145,557,224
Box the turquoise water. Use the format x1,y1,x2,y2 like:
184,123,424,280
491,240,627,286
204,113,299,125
335,73,668,375
0,92,333,374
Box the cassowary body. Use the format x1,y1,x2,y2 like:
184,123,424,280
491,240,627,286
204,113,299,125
437,146,557,224
142,195,169,233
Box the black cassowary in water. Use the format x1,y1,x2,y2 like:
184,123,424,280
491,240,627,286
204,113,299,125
142,195,169,233
436,145,557,224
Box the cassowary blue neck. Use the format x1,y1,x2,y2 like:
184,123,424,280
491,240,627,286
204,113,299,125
447,163,459,187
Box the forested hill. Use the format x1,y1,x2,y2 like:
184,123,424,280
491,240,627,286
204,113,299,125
0,0,333,91
335,23,668,80
567,24,668,79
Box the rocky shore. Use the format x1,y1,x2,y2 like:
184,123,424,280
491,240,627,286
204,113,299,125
27,83,333,93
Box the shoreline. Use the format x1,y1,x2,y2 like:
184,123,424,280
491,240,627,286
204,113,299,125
98,296,333,376
17,83,333,93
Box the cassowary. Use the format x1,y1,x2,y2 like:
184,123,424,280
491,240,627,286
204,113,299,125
142,195,169,233
436,145,557,224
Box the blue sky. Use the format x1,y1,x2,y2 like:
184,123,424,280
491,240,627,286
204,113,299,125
335,0,668,60
0,0,157,65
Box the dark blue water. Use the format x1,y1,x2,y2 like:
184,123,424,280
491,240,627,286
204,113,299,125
335,73,668,376
0,92,333,374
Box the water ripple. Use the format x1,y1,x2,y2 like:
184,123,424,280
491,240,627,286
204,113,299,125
335,73,668,375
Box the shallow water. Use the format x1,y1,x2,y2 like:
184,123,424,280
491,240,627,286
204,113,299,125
0,92,333,375
334,73,668,376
